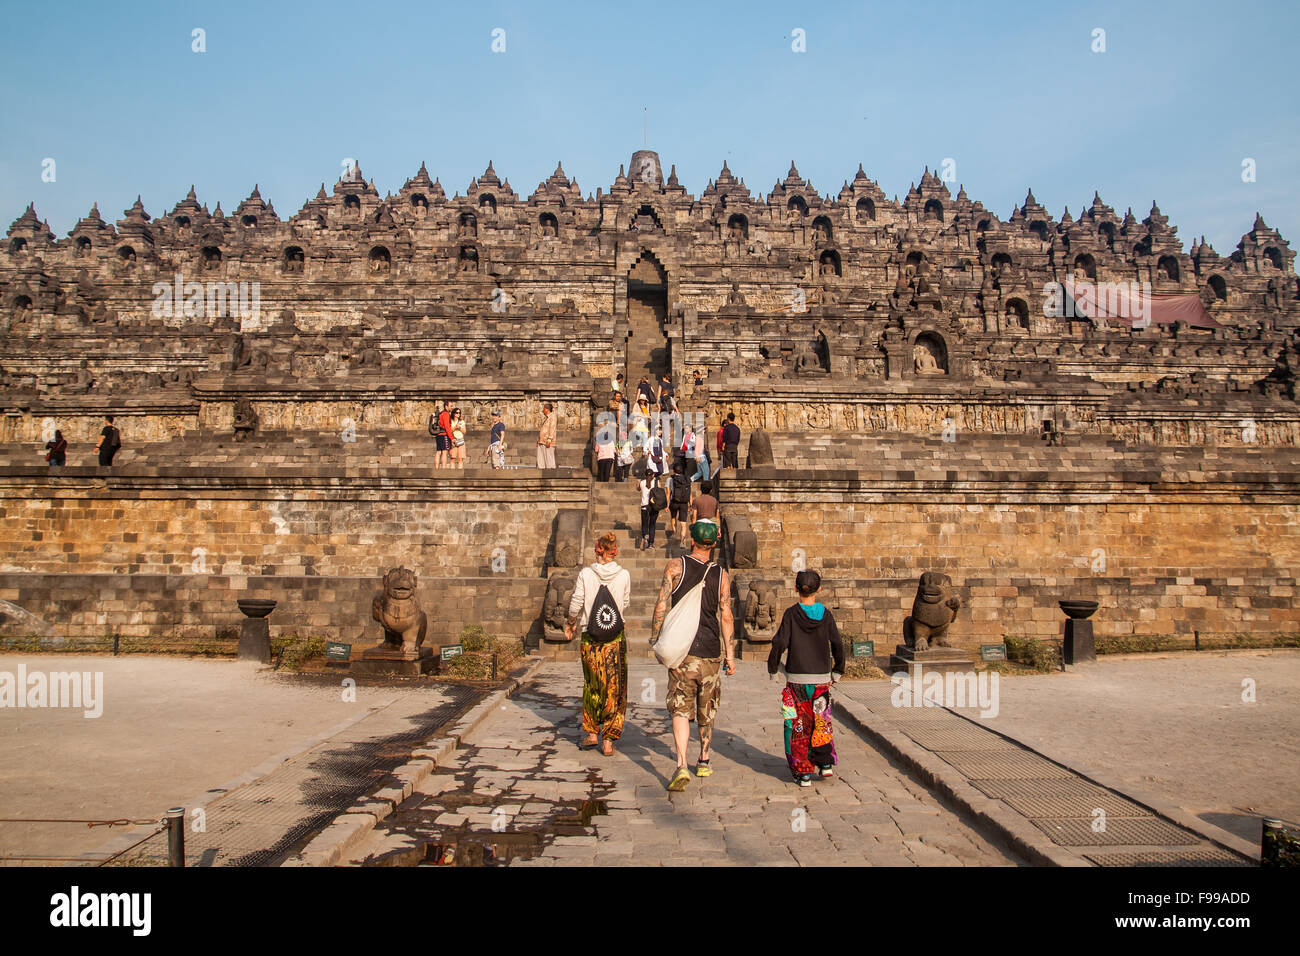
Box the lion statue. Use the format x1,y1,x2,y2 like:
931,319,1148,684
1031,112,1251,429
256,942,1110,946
903,571,961,651
372,566,427,656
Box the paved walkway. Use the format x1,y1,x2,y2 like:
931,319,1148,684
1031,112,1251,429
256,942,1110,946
915,650,1300,844
0,654,477,865
343,661,1018,866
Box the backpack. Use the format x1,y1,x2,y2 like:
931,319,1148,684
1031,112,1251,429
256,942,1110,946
671,475,691,505
583,573,625,641
106,426,121,451
650,484,668,511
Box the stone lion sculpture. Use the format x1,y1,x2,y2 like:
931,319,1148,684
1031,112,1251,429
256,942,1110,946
372,566,427,656
542,570,577,642
903,571,961,651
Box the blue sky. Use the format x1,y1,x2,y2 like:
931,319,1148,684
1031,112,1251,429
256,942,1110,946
1,0,1296,254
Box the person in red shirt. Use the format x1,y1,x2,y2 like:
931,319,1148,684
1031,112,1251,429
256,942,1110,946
430,401,452,469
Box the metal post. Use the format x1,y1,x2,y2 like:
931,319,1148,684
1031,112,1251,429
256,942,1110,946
491,652,498,682
165,807,185,867
113,634,119,656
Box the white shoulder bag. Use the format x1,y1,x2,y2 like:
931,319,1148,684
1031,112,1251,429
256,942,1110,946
652,560,713,670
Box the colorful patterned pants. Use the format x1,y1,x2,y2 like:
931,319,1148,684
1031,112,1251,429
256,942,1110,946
781,683,836,779
580,632,627,740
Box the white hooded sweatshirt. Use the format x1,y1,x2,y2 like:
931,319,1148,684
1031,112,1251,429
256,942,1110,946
567,560,632,632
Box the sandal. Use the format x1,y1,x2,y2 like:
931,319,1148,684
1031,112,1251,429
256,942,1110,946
694,757,713,778
667,767,691,791
580,734,599,750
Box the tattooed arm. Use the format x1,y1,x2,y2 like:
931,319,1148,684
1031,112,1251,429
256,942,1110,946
719,568,736,675
650,559,681,644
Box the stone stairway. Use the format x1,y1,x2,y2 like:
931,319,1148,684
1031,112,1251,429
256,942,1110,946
588,479,692,658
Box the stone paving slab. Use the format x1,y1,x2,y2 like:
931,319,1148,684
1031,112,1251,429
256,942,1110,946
342,661,1019,867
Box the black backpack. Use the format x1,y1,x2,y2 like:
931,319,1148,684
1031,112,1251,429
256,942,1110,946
671,475,691,505
585,579,624,641
650,484,667,511
106,426,121,451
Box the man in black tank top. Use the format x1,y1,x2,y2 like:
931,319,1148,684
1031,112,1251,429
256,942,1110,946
651,521,736,791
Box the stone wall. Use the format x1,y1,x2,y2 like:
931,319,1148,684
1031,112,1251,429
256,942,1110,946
733,572,1300,649
0,471,588,645
721,471,1300,646
0,573,548,646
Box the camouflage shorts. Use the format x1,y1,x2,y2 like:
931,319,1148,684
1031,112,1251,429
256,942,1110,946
666,654,723,725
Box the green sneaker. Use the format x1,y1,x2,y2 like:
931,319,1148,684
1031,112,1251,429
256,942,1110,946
695,758,713,778
667,767,691,791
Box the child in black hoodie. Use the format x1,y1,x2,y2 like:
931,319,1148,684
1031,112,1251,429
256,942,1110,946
767,570,846,786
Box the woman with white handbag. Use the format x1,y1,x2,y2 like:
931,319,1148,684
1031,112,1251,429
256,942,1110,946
649,520,735,791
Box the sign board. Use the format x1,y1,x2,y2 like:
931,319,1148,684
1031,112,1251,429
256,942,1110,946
440,644,464,662
980,643,1007,662
324,641,351,661
851,640,875,658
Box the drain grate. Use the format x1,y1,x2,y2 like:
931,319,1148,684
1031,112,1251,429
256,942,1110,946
1031,816,1202,847
1083,848,1253,867
931,750,1073,780
902,726,1022,751
969,778,1150,817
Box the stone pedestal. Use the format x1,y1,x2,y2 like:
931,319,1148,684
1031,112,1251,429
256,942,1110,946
1063,619,1096,664
888,644,976,676
237,618,271,664
351,644,437,677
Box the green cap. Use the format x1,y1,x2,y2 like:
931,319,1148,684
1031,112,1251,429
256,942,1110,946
690,520,720,545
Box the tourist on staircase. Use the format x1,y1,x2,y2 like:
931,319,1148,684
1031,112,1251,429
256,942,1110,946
668,463,692,549
639,471,666,549
649,521,735,791
564,532,631,757
594,428,616,482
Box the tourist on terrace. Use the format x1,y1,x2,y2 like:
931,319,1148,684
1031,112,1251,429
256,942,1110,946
536,402,557,469
721,412,741,469
767,570,846,787
565,532,631,756
94,415,121,467
486,411,506,469
44,429,67,467
449,407,466,468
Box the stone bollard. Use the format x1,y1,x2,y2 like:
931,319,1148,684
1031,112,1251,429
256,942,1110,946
235,598,276,664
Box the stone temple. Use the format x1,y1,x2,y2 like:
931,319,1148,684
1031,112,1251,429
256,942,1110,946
1,151,1297,658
